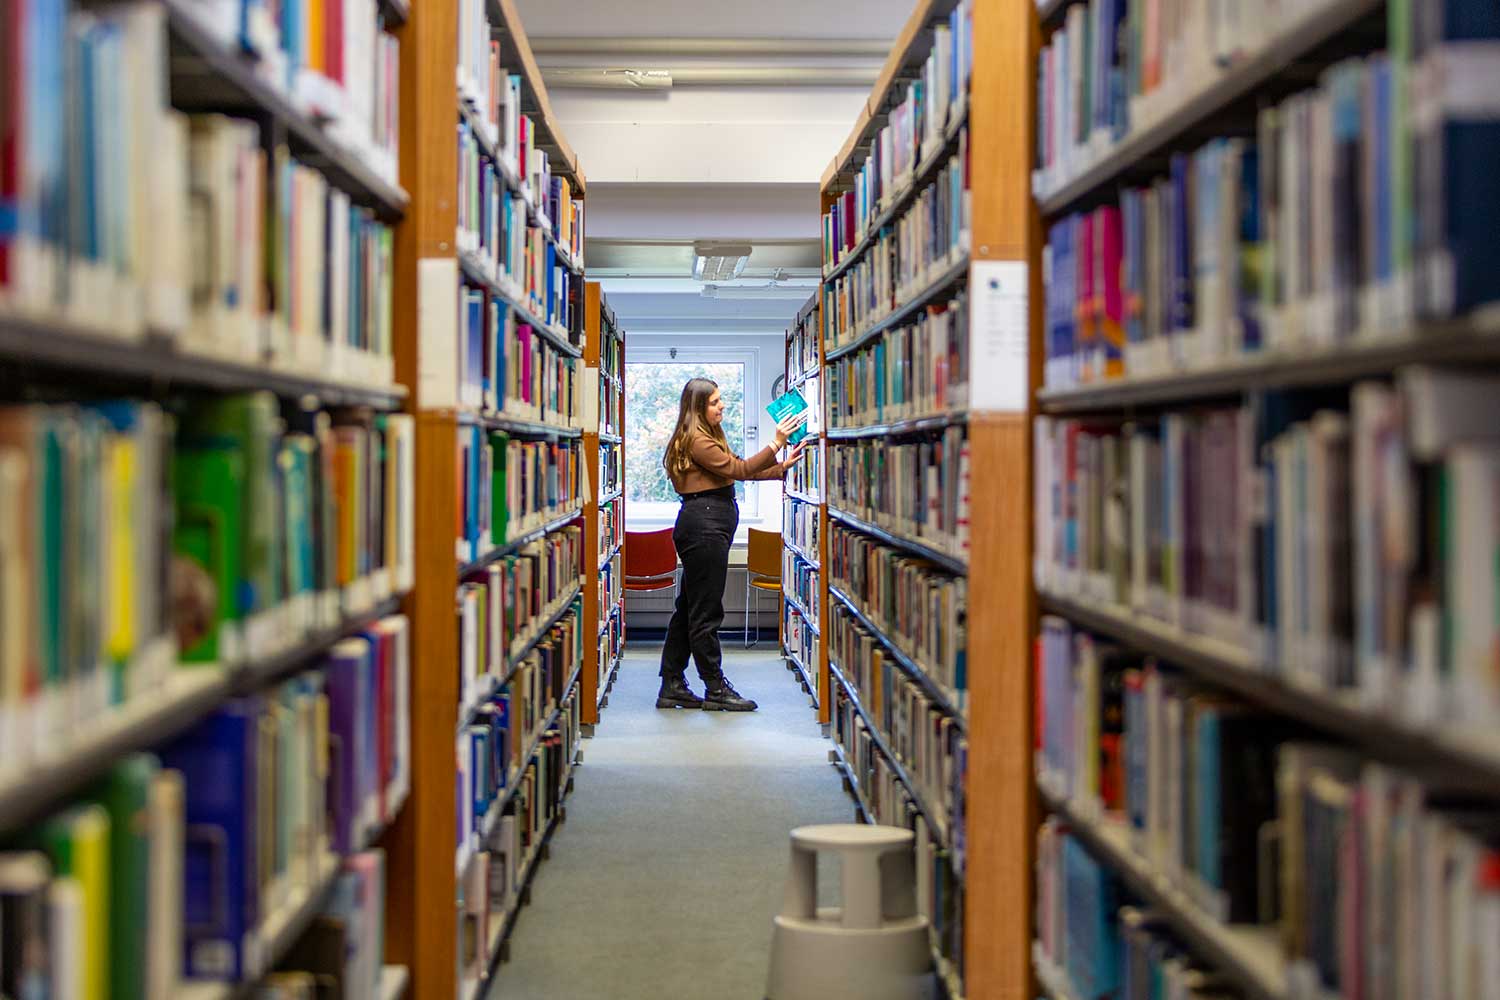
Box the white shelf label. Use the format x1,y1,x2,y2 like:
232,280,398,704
969,260,1030,413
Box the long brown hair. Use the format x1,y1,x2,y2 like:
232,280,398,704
663,377,730,483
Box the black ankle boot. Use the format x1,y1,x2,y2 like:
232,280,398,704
656,676,703,709
702,678,758,712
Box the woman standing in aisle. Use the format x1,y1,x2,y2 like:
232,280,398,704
657,377,806,712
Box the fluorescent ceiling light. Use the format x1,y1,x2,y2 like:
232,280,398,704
693,242,753,282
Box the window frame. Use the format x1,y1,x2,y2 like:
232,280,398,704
624,345,763,528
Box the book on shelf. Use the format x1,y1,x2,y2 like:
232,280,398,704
1037,602,1500,1000
599,493,625,561
2,2,400,387
782,496,822,558
821,138,972,351
599,438,622,496
456,285,582,426
1034,365,1500,732
276,848,388,999
821,0,974,273
829,680,965,976
826,290,969,429
457,426,582,563
1040,2,1500,390
466,688,582,966
600,550,623,621
782,550,822,622
458,530,583,701
783,603,819,679
0,398,411,765
828,427,971,560
829,522,967,711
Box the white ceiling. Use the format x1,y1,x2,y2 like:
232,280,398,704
513,0,914,40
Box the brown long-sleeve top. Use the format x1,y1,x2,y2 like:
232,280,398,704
670,434,787,495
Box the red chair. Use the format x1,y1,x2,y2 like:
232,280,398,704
625,528,679,599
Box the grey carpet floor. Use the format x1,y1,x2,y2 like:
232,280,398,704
487,647,854,1000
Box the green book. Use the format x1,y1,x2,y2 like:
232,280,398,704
490,431,511,546
174,444,246,662
89,755,158,1000
178,393,279,623
766,389,810,446
38,804,112,1000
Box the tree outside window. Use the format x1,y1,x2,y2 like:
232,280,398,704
626,359,754,516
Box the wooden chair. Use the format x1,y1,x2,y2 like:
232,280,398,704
745,527,783,647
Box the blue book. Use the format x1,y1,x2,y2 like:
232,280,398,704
1168,154,1194,338
322,641,366,851
159,698,263,981
766,389,810,446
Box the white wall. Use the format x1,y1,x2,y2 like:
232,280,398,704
513,0,913,41
551,87,870,185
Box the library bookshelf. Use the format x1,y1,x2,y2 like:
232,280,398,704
0,0,414,989
584,282,628,724
383,0,590,994
783,294,831,716
815,1,1037,997
1029,1,1500,1000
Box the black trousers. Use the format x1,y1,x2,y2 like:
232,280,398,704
660,486,739,685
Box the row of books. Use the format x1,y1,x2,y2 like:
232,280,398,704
828,523,967,711
458,690,580,987
179,0,401,181
828,427,971,561
242,848,391,1000
820,0,974,273
599,494,624,565
0,394,413,747
4,98,396,390
600,439,622,497
454,18,584,267
786,440,822,501
784,603,818,678
456,427,583,564
1037,610,1500,1000
782,550,821,623
458,528,584,701
783,495,821,559
600,549,623,626
0,615,408,996
459,285,582,425
825,291,969,429
1034,366,1500,728
1034,823,1241,1000
185,116,391,382
788,307,820,386
1040,10,1500,391
457,601,581,852
829,610,965,852
1031,0,1339,196
822,136,971,352
456,131,579,336
599,361,624,438
598,588,623,696
829,681,965,978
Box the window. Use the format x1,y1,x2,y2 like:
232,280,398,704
625,347,760,525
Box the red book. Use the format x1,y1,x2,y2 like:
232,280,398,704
1075,213,1096,382
324,0,343,85
1098,205,1124,379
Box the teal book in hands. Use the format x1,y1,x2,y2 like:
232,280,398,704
767,389,810,446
